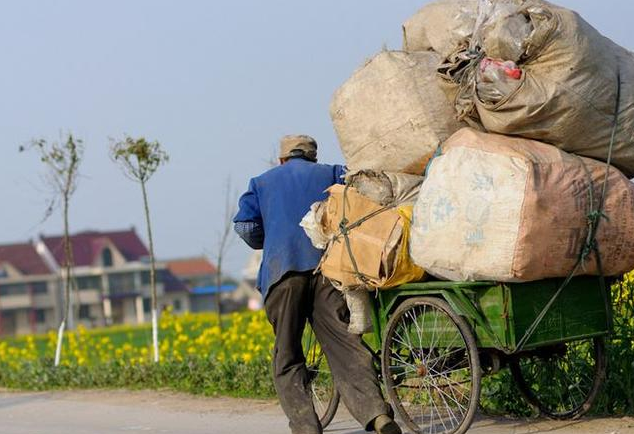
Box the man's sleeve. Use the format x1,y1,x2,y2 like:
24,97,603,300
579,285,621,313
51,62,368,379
234,221,264,250
233,179,265,250
334,164,347,185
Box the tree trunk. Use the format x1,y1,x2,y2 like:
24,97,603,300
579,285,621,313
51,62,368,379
215,260,223,332
54,191,73,367
142,180,160,363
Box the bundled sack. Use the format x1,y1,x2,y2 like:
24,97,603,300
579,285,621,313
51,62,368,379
346,170,424,206
402,0,478,57
318,185,425,288
439,0,634,177
330,51,465,175
411,128,634,282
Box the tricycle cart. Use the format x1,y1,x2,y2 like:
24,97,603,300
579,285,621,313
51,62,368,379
304,276,612,434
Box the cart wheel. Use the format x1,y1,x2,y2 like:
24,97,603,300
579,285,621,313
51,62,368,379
382,297,481,434
303,325,340,428
510,337,606,420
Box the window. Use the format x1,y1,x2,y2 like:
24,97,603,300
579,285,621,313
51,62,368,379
79,305,91,320
34,309,46,324
0,284,28,296
108,273,137,295
173,299,182,312
31,282,48,295
143,298,151,314
102,248,113,267
77,276,102,291
141,271,151,285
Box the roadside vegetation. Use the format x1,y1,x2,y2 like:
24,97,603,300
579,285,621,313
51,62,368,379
0,277,632,415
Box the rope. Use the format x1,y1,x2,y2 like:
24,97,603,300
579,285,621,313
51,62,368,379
337,184,395,286
515,71,621,352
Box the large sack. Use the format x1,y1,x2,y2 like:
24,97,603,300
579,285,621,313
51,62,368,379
411,128,634,282
402,0,478,57
319,185,425,288
331,51,465,175
440,1,634,177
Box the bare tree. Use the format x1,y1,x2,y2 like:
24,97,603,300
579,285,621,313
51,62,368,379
111,136,168,363
213,177,237,331
20,134,84,367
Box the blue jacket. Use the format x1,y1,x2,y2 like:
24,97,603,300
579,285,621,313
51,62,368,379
234,158,345,299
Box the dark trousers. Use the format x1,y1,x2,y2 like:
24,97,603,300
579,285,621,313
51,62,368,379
264,271,389,434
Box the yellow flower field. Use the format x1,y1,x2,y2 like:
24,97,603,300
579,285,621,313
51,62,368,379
0,308,275,369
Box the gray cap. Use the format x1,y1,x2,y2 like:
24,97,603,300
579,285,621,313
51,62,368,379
279,135,318,161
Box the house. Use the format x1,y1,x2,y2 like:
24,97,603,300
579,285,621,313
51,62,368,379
166,256,259,313
0,242,59,335
37,228,190,327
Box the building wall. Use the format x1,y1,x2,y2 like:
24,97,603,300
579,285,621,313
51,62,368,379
0,277,60,336
161,292,191,315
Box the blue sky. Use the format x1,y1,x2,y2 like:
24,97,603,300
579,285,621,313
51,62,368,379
1,0,632,277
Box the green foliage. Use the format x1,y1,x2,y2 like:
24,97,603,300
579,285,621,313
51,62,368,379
111,136,169,183
19,134,84,219
593,277,634,414
0,358,275,399
19,135,83,177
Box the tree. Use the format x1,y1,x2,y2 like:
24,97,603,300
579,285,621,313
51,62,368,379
213,177,237,332
111,136,168,363
20,134,84,367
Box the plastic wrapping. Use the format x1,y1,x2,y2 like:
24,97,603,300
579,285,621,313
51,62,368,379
300,202,329,250
476,57,523,104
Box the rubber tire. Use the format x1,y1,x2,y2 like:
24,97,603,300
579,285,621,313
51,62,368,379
318,389,340,428
304,325,340,429
381,297,482,434
510,336,607,420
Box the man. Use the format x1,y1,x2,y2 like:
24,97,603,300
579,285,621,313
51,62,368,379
234,135,401,434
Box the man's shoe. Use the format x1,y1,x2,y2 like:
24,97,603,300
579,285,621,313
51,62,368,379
373,414,402,434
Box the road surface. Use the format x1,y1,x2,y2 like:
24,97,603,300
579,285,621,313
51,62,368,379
0,390,632,434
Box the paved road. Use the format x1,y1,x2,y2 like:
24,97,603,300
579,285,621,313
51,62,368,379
0,390,632,434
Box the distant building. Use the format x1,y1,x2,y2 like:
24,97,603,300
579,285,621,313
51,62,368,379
167,256,244,312
0,229,259,336
0,242,59,335
37,228,189,328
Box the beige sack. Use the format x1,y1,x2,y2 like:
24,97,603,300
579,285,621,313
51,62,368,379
445,1,634,177
402,0,478,57
411,128,634,282
330,51,465,175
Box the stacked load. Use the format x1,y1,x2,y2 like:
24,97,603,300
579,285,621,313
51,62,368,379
303,0,634,328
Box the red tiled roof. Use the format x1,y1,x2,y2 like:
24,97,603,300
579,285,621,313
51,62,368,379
167,257,217,277
0,242,52,275
41,229,150,267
